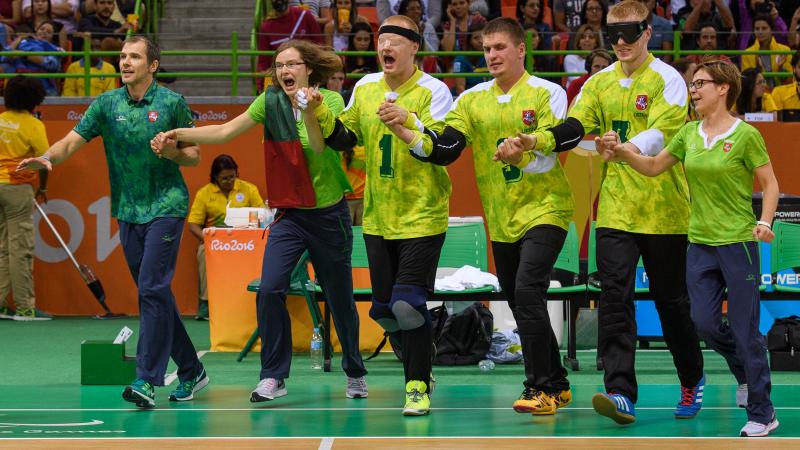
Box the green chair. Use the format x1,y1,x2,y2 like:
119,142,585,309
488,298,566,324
770,221,800,293
549,221,585,296
239,252,323,362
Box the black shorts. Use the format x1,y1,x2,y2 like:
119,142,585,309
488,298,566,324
363,233,446,302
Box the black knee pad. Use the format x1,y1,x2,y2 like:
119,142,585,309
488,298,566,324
389,284,429,331
369,300,399,333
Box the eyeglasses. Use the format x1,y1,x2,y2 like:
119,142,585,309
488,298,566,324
274,61,306,71
755,78,768,86
586,6,603,12
688,79,716,90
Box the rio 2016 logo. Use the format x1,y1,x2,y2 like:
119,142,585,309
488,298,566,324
210,239,255,251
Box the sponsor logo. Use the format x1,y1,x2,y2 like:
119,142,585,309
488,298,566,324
67,111,84,121
761,273,800,285
116,115,126,122
210,239,256,251
522,110,536,126
191,110,229,121
723,141,733,153
148,111,159,122
635,95,648,111
0,419,126,435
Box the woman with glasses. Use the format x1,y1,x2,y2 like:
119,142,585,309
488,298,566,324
186,154,264,321
152,39,368,404
600,59,780,438
736,67,778,119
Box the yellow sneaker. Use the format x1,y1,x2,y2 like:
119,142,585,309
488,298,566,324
553,388,573,409
403,380,430,416
512,387,556,415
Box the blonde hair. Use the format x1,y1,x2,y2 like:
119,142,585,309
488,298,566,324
382,14,420,33
608,0,649,21
695,58,741,110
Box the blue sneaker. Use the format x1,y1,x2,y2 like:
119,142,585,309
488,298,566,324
122,379,155,408
674,374,705,419
169,368,210,401
592,392,636,424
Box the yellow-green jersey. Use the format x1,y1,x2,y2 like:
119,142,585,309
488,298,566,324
446,73,575,243
567,54,690,234
332,68,453,239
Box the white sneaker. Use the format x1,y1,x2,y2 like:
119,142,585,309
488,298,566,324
346,376,368,398
250,378,287,403
740,417,779,437
736,384,748,408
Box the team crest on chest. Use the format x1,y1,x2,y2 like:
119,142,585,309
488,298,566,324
723,140,734,153
635,95,648,111
148,111,159,122
522,110,536,126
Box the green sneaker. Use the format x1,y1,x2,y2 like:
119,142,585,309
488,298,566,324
0,306,15,319
170,368,210,401
403,380,431,416
13,307,52,321
123,379,155,408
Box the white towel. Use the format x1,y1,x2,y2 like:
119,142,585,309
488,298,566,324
434,265,500,292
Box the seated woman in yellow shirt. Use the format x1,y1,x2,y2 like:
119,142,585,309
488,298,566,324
734,67,777,120
188,154,264,320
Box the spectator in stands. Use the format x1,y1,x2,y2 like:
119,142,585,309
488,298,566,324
688,22,731,63
771,51,800,115
378,0,441,28
517,0,560,50
553,0,583,32
741,14,793,88
524,23,558,80
441,0,487,52
400,0,439,52
62,37,118,96
580,0,606,34
731,0,789,50
736,67,777,117
0,0,21,29
326,68,347,100
344,21,378,88
74,0,131,51
563,23,600,84
0,76,51,321
324,0,370,51
676,0,734,51
453,21,489,94
257,0,323,91
22,0,77,34
788,6,800,49
289,0,333,28
566,48,611,103
639,0,673,62
16,0,67,48
188,154,264,321
1,21,63,96
470,0,490,18
83,0,141,23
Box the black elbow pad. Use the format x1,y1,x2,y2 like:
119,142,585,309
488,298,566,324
324,120,357,152
422,126,467,166
549,117,586,153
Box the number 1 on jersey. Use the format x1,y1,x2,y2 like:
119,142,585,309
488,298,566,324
379,134,394,178
611,120,630,143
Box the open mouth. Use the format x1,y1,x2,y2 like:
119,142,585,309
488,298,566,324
282,77,296,89
382,54,396,66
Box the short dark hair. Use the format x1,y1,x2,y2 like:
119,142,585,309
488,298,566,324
752,13,774,30
123,35,161,68
484,17,526,46
4,76,46,112
209,154,239,184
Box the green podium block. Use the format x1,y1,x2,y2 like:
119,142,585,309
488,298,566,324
81,340,137,385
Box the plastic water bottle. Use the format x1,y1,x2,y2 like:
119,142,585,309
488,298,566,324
478,359,495,372
310,328,323,369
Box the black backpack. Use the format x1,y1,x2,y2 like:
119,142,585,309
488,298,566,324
367,302,494,366
767,315,800,352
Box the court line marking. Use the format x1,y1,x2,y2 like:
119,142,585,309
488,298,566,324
318,437,335,450
1,406,799,412
164,350,208,386
0,436,797,441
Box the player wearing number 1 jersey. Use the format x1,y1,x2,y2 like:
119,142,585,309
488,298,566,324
533,0,704,424
314,15,452,416
380,17,576,416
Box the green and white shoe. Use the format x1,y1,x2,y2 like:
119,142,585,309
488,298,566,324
123,379,155,408
13,308,52,321
0,306,15,319
170,368,210,401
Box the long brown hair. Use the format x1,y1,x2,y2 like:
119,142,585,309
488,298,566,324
270,40,342,90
